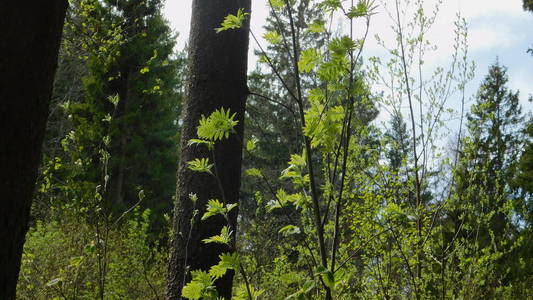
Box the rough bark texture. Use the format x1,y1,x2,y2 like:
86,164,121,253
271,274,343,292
166,1,251,299
0,1,68,299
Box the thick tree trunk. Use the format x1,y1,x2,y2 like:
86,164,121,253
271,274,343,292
166,1,251,299
0,1,68,299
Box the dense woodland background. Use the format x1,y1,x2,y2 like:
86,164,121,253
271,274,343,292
2,0,533,299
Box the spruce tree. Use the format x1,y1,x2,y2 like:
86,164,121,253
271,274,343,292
37,0,183,229
449,62,524,297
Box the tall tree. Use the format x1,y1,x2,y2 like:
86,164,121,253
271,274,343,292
385,110,410,172
449,62,524,297
35,0,183,229
101,0,182,222
0,1,68,299
166,1,251,299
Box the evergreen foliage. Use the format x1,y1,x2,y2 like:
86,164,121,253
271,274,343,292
35,0,184,228
7,0,533,299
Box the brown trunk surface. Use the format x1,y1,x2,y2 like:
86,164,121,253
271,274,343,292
166,1,251,299
0,1,68,299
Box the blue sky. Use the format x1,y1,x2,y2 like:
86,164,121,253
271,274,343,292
163,0,532,115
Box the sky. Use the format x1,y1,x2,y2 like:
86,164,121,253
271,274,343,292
162,0,533,118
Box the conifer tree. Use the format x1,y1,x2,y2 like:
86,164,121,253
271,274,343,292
449,62,524,297
37,0,183,228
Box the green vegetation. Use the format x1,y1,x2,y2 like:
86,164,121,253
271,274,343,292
6,0,532,299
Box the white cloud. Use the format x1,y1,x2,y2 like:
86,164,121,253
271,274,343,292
456,0,525,19
468,25,518,52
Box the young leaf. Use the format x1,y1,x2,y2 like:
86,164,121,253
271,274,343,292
307,20,326,33
215,8,249,33
246,137,258,151
202,199,225,220
246,168,263,178
202,226,232,245
263,31,282,45
187,158,214,174
298,48,321,73
209,263,228,279
139,66,149,74
219,252,240,269
321,271,335,289
197,107,239,141
188,138,214,148
182,270,213,299
269,0,284,10
181,281,204,299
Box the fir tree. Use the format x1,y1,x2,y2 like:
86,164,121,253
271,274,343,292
449,62,524,297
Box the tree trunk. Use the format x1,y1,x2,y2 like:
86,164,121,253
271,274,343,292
166,1,251,299
0,1,68,299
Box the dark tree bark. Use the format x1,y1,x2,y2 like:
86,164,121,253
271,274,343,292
166,1,251,299
0,1,68,299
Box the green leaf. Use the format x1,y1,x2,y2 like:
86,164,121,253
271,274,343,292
197,107,239,141
219,252,241,269
235,283,265,300
302,280,315,293
347,1,368,18
202,226,232,245
322,271,335,289
202,199,225,220
182,281,204,299
269,0,284,10
328,36,356,57
298,48,321,73
288,153,306,168
246,168,263,178
266,199,282,212
246,137,257,151
191,270,213,287
209,263,227,279
316,266,335,289
188,139,214,148
278,225,301,236
187,158,214,174
216,8,249,33
307,20,326,33
263,31,282,44
346,0,377,18
182,270,213,299
107,94,119,107
275,189,289,206
319,0,342,11
139,66,149,74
